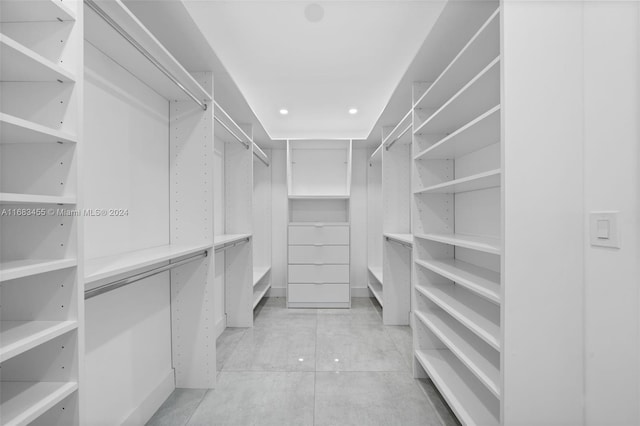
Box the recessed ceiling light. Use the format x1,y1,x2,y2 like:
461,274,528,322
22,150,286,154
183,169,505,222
279,109,289,115
349,108,358,115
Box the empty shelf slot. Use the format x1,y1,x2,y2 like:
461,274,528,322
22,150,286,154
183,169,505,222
0,113,77,145
368,266,383,285
253,280,271,309
253,266,271,287
0,321,77,363
0,381,78,426
414,233,501,255
0,35,75,82
368,280,383,307
0,259,77,283
415,170,500,195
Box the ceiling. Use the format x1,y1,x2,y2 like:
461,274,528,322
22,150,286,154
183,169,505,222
183,1,445,141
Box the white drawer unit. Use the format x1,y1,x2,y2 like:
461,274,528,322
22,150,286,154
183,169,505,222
288,225,349,245
288,283,350,305
288,264,350,283
288,245,349,264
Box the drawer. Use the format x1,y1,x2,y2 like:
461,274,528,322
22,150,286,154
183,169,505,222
288,283,350,303
288,264,349,283
288,245,349,264
288,225,349,245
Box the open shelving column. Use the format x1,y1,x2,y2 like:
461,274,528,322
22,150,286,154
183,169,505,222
411,5,501,425
366,145,383,307
252,143,272,309
0,0,83,424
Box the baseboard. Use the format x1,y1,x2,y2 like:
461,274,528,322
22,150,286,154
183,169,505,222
351,287,371,298
214,316,226,340
267,287,371,298
121,369,175,426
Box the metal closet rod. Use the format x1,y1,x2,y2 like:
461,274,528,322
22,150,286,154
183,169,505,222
385,124,412,151
85,0,207,111
253,144,270,167
213,115,250,149
214,237,250,253
84,250,208,300
385,236,412,249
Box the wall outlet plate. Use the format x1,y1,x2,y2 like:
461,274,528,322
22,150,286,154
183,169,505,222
589,211,620,248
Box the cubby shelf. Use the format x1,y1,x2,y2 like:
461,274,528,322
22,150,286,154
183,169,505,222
414,233,501,255
414,57,500,136
384,233,413,246
0,113,78,145
368,265,383,285
84,242,212,284
0,259,77,283
414,106,500,161
415,282,500,351
0,193,76,205
0,0,76,23
415,258,500,304
415,310,500,398
213,234,251,249
415,169,501,195
414,350,499,426
368,279,384,307
253,266,271,288
0,320,77,363
0,381,78,426
0,35,75,82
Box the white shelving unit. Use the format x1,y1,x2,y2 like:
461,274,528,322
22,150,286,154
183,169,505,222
0,0,83,424
287,140,352,308
252,138,272,309
411,5,502,425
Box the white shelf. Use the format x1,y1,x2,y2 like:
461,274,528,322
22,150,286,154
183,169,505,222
253,265,271,287
0,321,77,363
0,35,75,82
253,281,271,309
0,381,78,426
84,0,211,103
415,258,500,304
415,282,500,351
0,0,76,22
415,170,501,195
414,233,501,255
368,266,383,285
415,310,500,398
384,233,413,246
0,259,77,283
288,195,350,200
414,350,499,426
414,106,500,161
85,242,212,284
213,234,251,249
0,113,77,144
0,193,76,205
414,57,500,136
368,280,383,307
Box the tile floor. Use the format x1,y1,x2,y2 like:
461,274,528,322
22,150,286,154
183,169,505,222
147,297,459,426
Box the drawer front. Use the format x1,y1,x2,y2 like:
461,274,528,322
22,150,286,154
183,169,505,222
288,225,349,245
288,264,350,283
288,245,350,264
288,283,350,303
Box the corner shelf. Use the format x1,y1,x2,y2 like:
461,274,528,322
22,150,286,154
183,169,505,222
415,282,500,351
0,35,75,82
84,242,212,284
0,381,78,426
0,193,76,205
0,259,77,283
0,113,78,145
414,350,499,426
415,258,500,304
0,321,77,363
415,170,501,195
0,0,76,22
414,233,501,255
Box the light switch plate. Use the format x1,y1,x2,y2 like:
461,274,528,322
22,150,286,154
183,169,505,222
590,211,620,248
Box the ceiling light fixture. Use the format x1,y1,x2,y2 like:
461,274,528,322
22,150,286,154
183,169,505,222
349,108,358,115
279,109,289,115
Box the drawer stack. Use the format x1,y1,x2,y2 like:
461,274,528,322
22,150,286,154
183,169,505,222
288,224,350,308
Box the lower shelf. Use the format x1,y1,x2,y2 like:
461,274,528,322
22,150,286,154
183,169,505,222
0,381,78,426
367,280,383,307
253,281,272,309
0,320,77,363
415,349,499,426
368,266,383,285
253,265,271,287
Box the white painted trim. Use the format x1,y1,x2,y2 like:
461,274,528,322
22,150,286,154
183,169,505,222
120,369,175,426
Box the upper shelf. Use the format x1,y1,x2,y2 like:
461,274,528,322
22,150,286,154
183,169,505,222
0,113,78,144
415,233,501,255
0,0,76,22
382,109,413,149
0,35,75,82
414,170,501,195
84,0,211,105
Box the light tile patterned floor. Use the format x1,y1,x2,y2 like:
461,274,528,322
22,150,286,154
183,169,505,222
146,297,459,426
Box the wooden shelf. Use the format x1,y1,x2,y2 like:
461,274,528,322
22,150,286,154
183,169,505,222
0,259,77,283
414,57,500,136
253,265,271,288
84,0,211,103
0,35,75,82
214,234,251,250
0,321,77,363
415,310,500,398
382,109,413,148
414,106,500,161
0,113,77,144
414,350,499,426
414,233,501,255
0,193,76,205
415,258,500,304
415,169,501,195
384,233,413,246
288,195,350,200
415,282,500,351
414,10,499,111
0,0,76,22
0,381,78,426
368,280,383,307
85,242,212,284
253,280,271,309
368,266,383,285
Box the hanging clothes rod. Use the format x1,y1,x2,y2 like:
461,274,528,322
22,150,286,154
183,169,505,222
385,123,412,151
253,143,270,167
214,115,250,149
84,0,207,111
213,101,252,149
84,250,208,300
214,237,250,252
385,236,412,249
